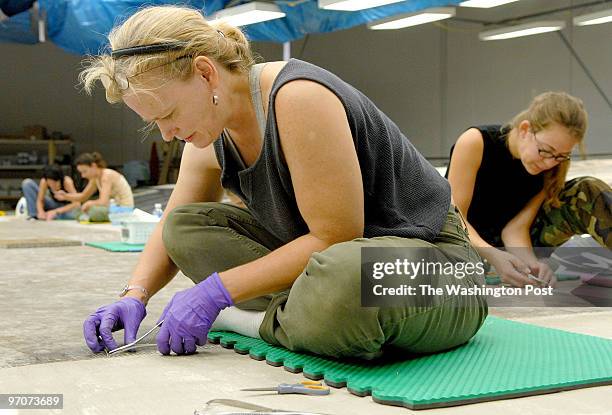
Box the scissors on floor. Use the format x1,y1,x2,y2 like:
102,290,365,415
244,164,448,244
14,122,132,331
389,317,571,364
242,380,330,396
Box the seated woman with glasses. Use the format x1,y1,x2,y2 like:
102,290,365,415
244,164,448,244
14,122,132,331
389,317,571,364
446,91,611,288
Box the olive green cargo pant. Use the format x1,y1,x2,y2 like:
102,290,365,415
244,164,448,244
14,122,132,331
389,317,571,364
162,202,488,359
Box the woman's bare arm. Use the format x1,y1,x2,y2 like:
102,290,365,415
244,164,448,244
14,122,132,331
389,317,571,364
123,143,224,303
446,128,492,250
501,189,546,264
220,80,364,303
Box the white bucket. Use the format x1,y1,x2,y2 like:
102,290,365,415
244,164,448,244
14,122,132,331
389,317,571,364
15,197,28,218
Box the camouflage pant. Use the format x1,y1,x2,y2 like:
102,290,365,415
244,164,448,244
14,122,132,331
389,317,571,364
531,176,611,248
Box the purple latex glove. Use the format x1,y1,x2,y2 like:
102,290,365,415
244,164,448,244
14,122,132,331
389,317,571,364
83,297,146,353
156,272,233,355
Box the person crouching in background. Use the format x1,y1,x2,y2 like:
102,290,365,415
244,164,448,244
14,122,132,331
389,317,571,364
54,152,134,222
21,164,80,220
446,92,611,288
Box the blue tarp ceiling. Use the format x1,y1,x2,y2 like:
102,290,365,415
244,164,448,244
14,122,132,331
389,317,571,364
0,0,461,55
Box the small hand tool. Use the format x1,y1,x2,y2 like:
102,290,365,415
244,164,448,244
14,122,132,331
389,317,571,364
527,273,547,285
242,380,330,396
106,319,164,356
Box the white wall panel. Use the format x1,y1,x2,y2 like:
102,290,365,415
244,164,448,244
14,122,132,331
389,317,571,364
1,1,610,165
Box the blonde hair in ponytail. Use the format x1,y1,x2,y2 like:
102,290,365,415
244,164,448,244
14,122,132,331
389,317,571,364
79,5,256,103
508,91,588,208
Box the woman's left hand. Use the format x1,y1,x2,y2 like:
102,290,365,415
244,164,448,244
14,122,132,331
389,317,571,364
529,260,557,288
82,201,93,212
156,272,233,355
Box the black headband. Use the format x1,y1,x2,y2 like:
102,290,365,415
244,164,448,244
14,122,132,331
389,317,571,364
111,41,188,58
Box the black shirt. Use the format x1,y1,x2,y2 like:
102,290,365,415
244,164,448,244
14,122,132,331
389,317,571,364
214,59,451,244
447,125,543,246
47,177,69,206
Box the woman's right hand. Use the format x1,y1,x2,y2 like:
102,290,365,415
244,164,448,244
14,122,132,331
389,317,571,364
83,297,146,353
81,201,93,212
488,250,535,287
36,211,47,220
54,190,67,201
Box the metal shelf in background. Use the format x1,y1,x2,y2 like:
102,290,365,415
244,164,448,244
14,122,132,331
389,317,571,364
0,139,72,145
0,165,46,170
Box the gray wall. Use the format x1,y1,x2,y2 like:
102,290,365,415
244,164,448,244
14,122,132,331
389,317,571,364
0,41,150,165
282,2,612,157
0,1,610,166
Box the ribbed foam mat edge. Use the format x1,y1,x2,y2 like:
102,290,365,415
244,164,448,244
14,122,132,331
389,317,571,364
208,316,612,410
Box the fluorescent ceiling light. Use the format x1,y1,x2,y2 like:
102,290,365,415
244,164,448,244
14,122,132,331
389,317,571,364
460,0,520,8
479,20,565,40
319,0,404,12
573,9,612,26
214,2,285,27
368,7,455,30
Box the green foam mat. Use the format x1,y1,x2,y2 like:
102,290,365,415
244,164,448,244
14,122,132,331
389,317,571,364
208,316,612,410
85,241,145,252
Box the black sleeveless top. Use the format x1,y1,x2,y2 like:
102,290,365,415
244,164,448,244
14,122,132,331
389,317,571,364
48,177,69,205
214,59,451,244
446,125,544,246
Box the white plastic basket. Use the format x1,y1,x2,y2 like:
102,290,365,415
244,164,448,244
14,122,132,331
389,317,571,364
120,219,159,245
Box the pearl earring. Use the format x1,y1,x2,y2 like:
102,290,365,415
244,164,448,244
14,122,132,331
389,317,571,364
212,94,219,106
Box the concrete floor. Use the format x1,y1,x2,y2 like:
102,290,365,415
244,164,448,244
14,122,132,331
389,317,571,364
1,156,612,414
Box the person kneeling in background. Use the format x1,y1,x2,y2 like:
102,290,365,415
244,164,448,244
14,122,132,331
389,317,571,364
446,92,611,288
54,152,134,222
21,164,80,220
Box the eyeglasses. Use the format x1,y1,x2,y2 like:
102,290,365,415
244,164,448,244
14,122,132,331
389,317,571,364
532,131,571,162
100,55,190,92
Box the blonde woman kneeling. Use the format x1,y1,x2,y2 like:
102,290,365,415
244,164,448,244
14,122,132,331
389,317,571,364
80,6,487,358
